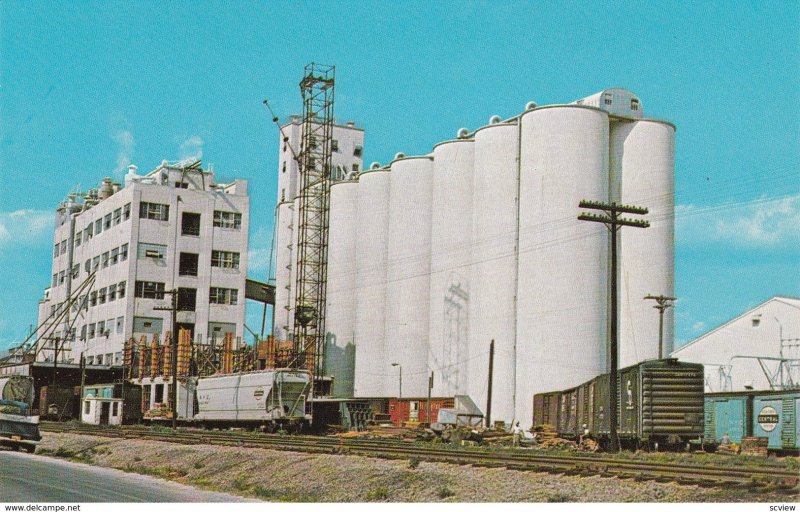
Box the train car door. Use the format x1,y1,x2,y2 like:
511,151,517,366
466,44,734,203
714,399,746,443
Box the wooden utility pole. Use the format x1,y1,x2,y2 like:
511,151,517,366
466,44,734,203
644,295,676,359
155,289,179,429
578,200,649,453
486,339,495,428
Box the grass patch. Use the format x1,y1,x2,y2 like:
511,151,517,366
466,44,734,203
193,461,205,469
408,458,420,469
547,493,571,503
436,486,455,499
365,487,389,501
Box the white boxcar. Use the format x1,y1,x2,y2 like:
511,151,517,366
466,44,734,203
194,369,311,424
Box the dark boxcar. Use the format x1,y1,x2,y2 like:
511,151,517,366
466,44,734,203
532,391,560,428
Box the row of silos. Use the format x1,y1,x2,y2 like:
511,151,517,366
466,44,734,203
317,91,675,426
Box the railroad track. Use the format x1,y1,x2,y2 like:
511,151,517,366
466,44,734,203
40,423,799,491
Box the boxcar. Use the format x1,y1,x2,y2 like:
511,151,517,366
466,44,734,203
533,359,705,449
705,390,800,453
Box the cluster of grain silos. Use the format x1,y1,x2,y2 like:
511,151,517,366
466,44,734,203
307,88,675,426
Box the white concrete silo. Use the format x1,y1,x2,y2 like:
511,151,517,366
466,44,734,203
385,156,434,398
613,119,676,366
516,105,610,427
429,139,474,398
273,201,294,341
325,179,359,397
352,168,391,397
469,121,520,425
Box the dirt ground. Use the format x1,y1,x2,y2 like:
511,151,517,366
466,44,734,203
34,433,799,503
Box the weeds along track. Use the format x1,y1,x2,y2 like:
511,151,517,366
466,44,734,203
40,423,798,492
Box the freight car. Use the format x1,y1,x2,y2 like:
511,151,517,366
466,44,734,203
533,359,705,450
704,390,800,454
193,369,312,432
0,376,41,453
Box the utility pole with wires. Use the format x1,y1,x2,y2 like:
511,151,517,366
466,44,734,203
578,200,649,453
644,294,676,359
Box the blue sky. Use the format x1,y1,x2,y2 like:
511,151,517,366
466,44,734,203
0,1,798,351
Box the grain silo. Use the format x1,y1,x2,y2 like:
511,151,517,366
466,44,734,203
385,156,434,398
273,200,294,341
429,138,475,397
352,168,391,397
469,119,520,424
614,119,676,366
516,105,610,426
325,178,359,397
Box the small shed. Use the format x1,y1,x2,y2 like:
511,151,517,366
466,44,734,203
81,396,123,425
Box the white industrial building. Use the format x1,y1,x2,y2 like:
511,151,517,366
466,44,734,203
273,117,364,395
314,88,676,427
672,296,800,392
37,161,249,366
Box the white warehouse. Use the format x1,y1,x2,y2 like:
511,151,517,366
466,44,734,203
37,161,249,366
672,296,800,392
280,89,676,427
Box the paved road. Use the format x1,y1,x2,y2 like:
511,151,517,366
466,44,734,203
0,450,252,502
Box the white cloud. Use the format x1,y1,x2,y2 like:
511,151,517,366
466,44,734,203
112,130,135,177
677,194,800,248
691,321,706,333
0,209,53,247
248,247,271,275
179,135,204,163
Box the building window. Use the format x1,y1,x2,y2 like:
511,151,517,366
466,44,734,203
179,252,199,276
75,231,82,247
331,139,339,152
123,203,131,221
118,281,126,299
108,283,117,301
135,281,165,299
111,247,119,265
604,93,613,105
121,243,128,261
116,316,124,334
98,287,107,305
631,99,639,111
92,256,100,272
177,288,197,312
94,218,103,235
352,163,359,174
113,208,122,225
102,251,109,268
60,240,67,255
353,145,363,158
54,244,60,258
52,274,58,287
103,213,112,230
210,287,238,305
80,324,87,341
58,270,65,285
138,243,167,260
213,211,242,230
174,181,189,189
84,259,91,274
85,224,93,240
282,161,286,173
97,321,106,337
139,202,169,221
72,264,79,279
88,323,96,339
89,291,97,307
211,250,240,269
181,212,201,236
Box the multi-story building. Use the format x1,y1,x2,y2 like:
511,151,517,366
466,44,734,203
273,117,364,342
37,160,249,366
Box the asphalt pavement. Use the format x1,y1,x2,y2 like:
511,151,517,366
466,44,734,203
0,450,252,502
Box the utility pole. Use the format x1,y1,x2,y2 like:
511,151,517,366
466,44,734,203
427,371,433,425
486,339,495,428
644,295,676,359
578,200,649,453
155,289,179,429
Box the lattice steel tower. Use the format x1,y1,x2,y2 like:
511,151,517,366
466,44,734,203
292,63,335,381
